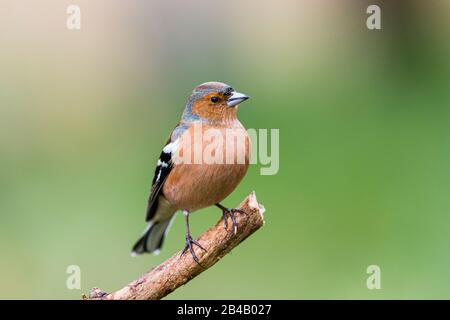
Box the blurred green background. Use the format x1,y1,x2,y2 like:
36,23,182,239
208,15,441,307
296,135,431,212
1,0,450,299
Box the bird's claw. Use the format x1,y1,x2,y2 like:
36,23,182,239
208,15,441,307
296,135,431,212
221,208,247,234
181,235,206,265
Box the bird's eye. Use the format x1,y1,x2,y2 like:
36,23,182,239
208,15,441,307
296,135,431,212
210,96,219,103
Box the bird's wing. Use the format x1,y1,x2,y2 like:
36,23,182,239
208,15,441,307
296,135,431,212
145,123,187,222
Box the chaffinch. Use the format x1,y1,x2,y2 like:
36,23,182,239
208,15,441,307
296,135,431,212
132,82,251,262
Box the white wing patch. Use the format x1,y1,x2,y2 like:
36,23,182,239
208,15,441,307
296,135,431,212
153,139,179,186
157,159,169,168
162,139,179,154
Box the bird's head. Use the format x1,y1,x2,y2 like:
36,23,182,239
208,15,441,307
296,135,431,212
183,82,249,123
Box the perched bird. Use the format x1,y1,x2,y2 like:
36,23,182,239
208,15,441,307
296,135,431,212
132,82,251,262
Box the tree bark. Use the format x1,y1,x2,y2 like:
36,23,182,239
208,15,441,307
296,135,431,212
85,191,265,300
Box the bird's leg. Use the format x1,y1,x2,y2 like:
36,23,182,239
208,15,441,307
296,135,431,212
181,209,206,265
215,203,247,235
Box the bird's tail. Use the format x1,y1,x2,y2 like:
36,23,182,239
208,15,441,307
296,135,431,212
131,217,175,256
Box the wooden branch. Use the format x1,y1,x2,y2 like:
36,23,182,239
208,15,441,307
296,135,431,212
85,191,265,300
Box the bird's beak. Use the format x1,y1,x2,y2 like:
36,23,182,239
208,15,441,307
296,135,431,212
227,91,249,107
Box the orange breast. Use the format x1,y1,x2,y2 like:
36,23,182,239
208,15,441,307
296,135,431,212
163,122,250,211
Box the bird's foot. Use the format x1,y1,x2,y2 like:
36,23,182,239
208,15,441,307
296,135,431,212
181,235,206,265
220,207,247,235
